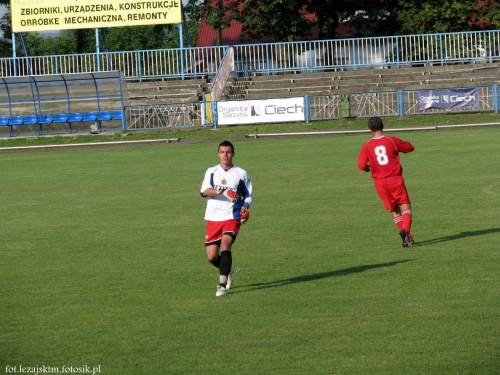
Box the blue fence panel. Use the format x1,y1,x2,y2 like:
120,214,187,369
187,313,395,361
2,30,500,81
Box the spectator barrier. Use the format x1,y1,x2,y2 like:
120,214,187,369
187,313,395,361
122,84,498,131
1,30,499,81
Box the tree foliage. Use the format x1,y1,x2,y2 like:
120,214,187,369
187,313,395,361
468,0,500,30
1,0,499,58
367,0,500,36
239,0,314,42
202,0,240,45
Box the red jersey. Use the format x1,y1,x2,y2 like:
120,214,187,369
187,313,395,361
358,136,414,179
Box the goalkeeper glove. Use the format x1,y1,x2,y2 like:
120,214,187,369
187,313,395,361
217,187,239,203
240,204,250,224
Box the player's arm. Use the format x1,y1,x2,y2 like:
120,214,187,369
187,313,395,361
201,188,219,197
393,137,415,153
199,168,236,202
202,188,238,202
357,148,371,172
200,169,215,197
239,174,253,223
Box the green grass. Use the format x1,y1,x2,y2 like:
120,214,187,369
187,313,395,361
1,126,499,374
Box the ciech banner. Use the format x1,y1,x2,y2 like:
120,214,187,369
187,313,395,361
217,97,305,126
11,0,182,32
417,88,479,110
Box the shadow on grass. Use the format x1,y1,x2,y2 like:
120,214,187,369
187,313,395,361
415,228,500,246
235,260,412,293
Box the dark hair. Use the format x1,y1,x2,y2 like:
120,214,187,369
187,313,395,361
218,140,234,153
368,117,384,132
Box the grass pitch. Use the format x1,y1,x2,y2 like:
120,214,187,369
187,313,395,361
1,127,499,375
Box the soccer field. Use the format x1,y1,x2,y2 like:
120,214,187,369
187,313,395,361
1,127,499,375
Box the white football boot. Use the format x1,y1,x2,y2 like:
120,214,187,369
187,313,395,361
216,284,228,297
226,265,235,290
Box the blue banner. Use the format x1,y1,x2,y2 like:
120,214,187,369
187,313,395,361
418,88,479,110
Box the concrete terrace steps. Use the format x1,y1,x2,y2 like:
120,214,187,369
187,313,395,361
222,62,500,100
124,62,500,104
127,78,209,104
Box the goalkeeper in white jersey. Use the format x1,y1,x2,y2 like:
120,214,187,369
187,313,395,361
200,140,253,297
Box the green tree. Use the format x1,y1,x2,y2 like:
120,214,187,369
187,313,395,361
105,25,168,51
0,1,11,57
40,32,77,56
334,0,401,38
239,0,314,42
396,0,474,34
468,0,500,30
383,0,499,35
202,0,240,45
306,0,355,40
182,0,204,47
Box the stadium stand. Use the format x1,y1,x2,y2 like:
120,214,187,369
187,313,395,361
123,62,500,106
127,79,208,105
220,62,500,100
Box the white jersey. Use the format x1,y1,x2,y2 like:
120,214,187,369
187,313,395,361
200,164,253,221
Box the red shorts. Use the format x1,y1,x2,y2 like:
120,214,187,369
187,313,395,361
205,219,241,245
373,176,411,211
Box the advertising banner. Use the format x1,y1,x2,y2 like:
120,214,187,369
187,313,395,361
217,97,305,126
417,88,479,110
11,0,182,33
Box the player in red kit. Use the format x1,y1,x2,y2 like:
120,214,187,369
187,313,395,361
358,117,415,247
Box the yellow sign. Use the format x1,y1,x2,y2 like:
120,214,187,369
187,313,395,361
11,0,183,32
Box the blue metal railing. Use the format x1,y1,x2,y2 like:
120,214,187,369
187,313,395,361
121,83,499,132
1,30,499,81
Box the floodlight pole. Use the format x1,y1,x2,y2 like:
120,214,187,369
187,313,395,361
95,29,101,72
179,24,185,80
11,33,17,76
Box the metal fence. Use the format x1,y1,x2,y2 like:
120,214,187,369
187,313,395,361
122,84,498,131
2,30,500,80
127,102,206,130
1,82,496,137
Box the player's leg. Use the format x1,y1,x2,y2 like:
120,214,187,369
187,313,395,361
375,179,404,242
391,206,408,247
400,203,414,245
400,203,412,231
392,178,413,239
218,234,235,291
216,220,241,295
205,221,229,296
391,205,404,232
205,221,222,267
206,243,221,267
386,177,414,247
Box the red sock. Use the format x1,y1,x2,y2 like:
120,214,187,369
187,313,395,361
402,210,412,233
394,215,404,231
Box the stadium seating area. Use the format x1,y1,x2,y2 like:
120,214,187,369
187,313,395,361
124,61,500,105
221,62,500,100
0,72,126,137
0,110,123,137
127,79,208,105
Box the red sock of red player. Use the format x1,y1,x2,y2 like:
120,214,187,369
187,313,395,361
402,210,412,233
394,215,404,231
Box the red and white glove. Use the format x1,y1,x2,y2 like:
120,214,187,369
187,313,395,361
240,204,250,224
217,187,239,203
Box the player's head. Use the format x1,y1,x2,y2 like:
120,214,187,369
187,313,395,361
218,140,235,167
218,140,234,154
368,117,384,132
